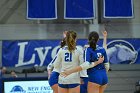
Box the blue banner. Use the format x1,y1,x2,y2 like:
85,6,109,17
27,0,57,19
64,0,95,19
2,39,140,67
104,0,134,18
2,40,87,67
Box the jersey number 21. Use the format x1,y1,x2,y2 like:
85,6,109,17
65,53,72,62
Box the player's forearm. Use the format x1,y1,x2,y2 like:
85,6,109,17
60,60,104,77
103,37,107,50
80,59,103,70
88,60,103,68
66,66,83,74
68,61,100,73
93,60,102,67
47,69,52,74
47,63,54,71
47,69,52,79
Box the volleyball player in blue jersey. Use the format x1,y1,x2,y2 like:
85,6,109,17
86,31,109,93
61,31,109,93
80,31,108,93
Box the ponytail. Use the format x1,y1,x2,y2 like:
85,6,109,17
88,31,99,50
66,31,77,52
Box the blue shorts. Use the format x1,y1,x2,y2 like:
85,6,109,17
58,84,80,88
88,69,108,85
80,77,88,93
48,71,59,87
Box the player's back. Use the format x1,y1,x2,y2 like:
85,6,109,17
61,46,82,70
85,46,108,74
58,46,83,84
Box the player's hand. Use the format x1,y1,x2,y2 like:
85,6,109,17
63,31,68,38
60,71,70,77
98,56,104,64
47,70,52,79
84,45,89,48
102,31,107,37
48,73,51,79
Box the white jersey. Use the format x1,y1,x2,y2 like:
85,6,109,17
47,50,61,73
54,46,87,84
47,57,55,70
47,57,62,72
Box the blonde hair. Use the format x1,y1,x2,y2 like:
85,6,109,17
66,31,77,52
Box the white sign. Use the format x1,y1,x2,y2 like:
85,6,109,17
4,80,53,93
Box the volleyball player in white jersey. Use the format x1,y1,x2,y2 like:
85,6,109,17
53,31,103,93
47,38,66,93
47,31,67,93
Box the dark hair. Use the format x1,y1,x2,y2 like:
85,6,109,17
88,31,99,50
60,38,66,48
66,31,77,52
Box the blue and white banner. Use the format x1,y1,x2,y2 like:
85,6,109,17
27,0,57,20
2,40,87,67
64,0,95,19
104,0,134,18
2,39,140,67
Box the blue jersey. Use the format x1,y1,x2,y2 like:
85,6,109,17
85,46,108,75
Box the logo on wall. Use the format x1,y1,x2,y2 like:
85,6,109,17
107,40,138,64
10,85,26,93
4,81,53,93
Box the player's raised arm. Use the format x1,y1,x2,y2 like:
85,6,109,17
102,31,107,50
